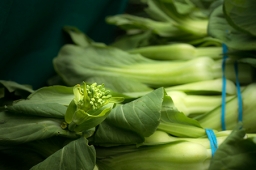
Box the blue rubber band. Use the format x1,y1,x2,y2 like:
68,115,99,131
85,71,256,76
221,44,228,130
205,129,218,156
234,61,243,122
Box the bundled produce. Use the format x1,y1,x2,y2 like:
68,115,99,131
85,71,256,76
107,0,222,49
195,83,256,132
53,42,254,88
208,0,256,51
96,125,256,170
95,130,230,170
0,81,214,169
1,0,256,169
96,140,213,170
123,78,237,117
49,1,256,166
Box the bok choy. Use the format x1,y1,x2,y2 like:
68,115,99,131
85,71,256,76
128,43,223,60
195,83,256,132
95,129,256,170
53,44,254,88
96,141,212,170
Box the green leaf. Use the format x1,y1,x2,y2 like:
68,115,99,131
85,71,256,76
145,0,208,37
23,136,69,158
7,102,67,118
91,88,165,145
209,123,256,169
25,85,74,106
53,44,152,86
0,111,77,145
106,88,164,137
85,75,152,93
30,137,96,170
188,36,222,47
0,80,34,94
7,86,74,118
72,105,112,132
239,57,256,68
170,0,196,15
91,121,144,146
158,93,206,137
106,14,177,37
63,26,93,47
190,0,221,16
223,0,256,36
65,100,77,124
208,5,256,50
0,80,34,107
63,26,106,48
110,31,154,51
159,111,206,137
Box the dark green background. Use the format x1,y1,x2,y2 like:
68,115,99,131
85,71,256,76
0,0,128,89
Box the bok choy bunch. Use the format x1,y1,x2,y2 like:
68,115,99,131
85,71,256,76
96,140,212,170
53,43,254,88
122,78,237,117
95,129,256,170
106,0,221,49
195,83,256,132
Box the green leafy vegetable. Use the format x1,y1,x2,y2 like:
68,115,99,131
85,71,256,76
91,88,165,146
96,141,212,170
7,85,73,118
105,0,221,48
85,75,152,94
208,5,256,50
209,123,256,169
166,90,234,117
144,0,208,37
106,14,178,37
223,0,256,36
122,79,237,117
0,111,77,145
2,1,256,169
63,26,105,48
8,102,67,118
30,137,96,170
142,130,227,148
54,44,254,88
110,30,156,51
196,83,256,132
0,80,34,94
159,107,206,137
63,26,94,47
128,43,223,60
14,85,73,106
164,78,236,95
0,80,34,108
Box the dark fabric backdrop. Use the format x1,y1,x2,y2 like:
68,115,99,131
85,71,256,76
0,0,128,89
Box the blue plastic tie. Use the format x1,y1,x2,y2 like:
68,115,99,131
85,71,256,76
205,129,218,156
221,44,228,130
234,61,243,122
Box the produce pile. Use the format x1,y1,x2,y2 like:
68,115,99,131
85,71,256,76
1,0,256,169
